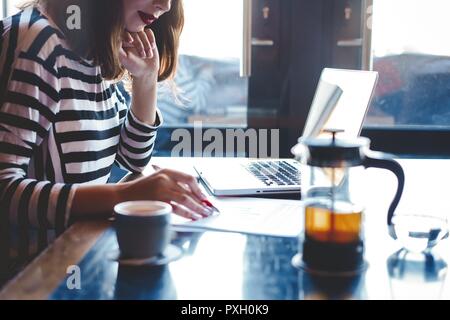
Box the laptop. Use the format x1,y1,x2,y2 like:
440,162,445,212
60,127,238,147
194,68,379,196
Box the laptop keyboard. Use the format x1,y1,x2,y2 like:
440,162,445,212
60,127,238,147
243,161,301,186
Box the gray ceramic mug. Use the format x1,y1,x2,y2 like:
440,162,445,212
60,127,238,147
114,201,172,259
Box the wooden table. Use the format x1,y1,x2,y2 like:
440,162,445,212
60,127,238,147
1,157,450,300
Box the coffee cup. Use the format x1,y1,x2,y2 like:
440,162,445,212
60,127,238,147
114,201,172,259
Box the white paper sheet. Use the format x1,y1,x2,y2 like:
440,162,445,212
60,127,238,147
171,197,304,238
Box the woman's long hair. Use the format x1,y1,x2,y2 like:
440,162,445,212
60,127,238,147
25,0,184,81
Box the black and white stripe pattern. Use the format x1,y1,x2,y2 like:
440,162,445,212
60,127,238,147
0,7,161,282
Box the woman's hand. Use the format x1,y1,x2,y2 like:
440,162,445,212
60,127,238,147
118,168,214,220
121,29,159,126
120,29,159,81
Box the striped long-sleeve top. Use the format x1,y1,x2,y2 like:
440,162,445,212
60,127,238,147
0,7,161,281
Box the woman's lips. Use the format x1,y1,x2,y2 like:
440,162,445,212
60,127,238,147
138,11,156,25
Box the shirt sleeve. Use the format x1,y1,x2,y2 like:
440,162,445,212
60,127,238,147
115,101,163,173
0,48,77,267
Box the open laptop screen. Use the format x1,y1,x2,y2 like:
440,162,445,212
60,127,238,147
302,68,379,139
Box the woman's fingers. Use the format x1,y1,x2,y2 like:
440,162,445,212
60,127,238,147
137,30,153,59
119,47,132,64
121,32,134,49
170,202,203,221
176,182,208,208
122,30,156,60
119,47,128,59
145,169,212,219
144,28,157,50
123,32,134,44
160,169,209,201
122,42,135,49
169,190,212,217
131,32,147,59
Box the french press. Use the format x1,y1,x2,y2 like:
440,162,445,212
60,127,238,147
292,130,405,273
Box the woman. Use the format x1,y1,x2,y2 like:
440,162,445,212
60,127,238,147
0,0,212,282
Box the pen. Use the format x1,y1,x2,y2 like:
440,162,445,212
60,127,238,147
201,199,220,214
196,176,220,214
154,166,219,215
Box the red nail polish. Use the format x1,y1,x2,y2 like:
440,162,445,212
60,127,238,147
201,200,213,207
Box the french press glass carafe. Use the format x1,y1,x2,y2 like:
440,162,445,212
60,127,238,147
292,130,405,274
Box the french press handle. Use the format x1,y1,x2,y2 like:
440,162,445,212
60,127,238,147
362,151,405,239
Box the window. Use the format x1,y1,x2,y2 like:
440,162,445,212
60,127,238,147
366,0,450,130
158,0,248,128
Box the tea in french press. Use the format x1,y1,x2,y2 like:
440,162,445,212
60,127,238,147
292,129,405,274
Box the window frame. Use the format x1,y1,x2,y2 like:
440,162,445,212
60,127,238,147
2,0,6,17
3,0,448,158
169,0,450,158
362,126,450,157
361,0,450,157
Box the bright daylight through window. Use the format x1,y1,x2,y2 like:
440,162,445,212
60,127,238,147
157,0,248,128
366,0,450,129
